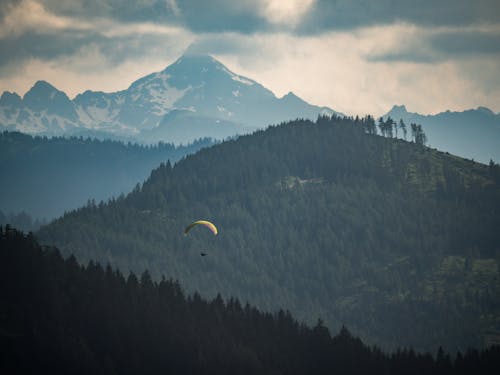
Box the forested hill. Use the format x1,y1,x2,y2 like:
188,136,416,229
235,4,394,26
0,131,213,221
38,116,500,352
3,227,500,374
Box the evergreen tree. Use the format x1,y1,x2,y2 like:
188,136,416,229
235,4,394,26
399,119,407,140
386,116,395,138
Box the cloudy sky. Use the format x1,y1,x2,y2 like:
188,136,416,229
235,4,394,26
1,0,499,116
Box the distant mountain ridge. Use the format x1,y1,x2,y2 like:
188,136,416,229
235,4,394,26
0,54,337,143
384,105,500,163
0,131,214,220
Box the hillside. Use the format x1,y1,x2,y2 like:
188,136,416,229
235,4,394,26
38,116,500,351
4,227,500,374
0,131,213,220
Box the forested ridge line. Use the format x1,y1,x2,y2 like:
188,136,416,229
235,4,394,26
38,115,500,351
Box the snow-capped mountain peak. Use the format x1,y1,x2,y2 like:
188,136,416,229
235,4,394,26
0,91,22,107
22,81,78,120
0,54,338,143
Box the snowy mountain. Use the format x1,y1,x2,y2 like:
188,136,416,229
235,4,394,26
0,81,81,135
384,105,500,163
0,54,338,143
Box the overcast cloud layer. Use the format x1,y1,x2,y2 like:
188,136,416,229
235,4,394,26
1,0,499,116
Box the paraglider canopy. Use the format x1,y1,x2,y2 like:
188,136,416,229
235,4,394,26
184,220,218,236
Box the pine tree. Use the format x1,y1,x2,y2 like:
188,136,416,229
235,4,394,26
398,119,407,140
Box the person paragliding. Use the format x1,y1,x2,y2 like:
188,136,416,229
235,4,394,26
184,220,218,256
184,220,218,236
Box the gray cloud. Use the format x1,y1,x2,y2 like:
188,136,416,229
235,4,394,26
430,30,500,56
33,0,500,40
0,0,20,8
38,0,269,33
367,51,439,64
298,0,500,34
186,35,257,56
1,0,500,115
0,27,186,78
368,28,500,63
40,0,176,23
13,0,500,36
0,0,20,17
3,1,500,67
0,0,268,73
175,0,268,33
0,30,93,68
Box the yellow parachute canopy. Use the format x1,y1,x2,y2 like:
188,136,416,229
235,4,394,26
184,220,218,236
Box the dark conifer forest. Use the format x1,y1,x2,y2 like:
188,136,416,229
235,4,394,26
37,116,500,352
2,227,499,374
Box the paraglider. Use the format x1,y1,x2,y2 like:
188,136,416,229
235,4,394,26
184,220,218,256
184,220,218,236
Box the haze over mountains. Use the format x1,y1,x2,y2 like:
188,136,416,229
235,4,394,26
0,132,213,222
0,54,337,144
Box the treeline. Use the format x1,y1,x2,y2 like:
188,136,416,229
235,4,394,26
38,115,500,351
0,131,214,219
0,210,46,232
1,227,499,374
372,116,427,145
0,130,211,153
